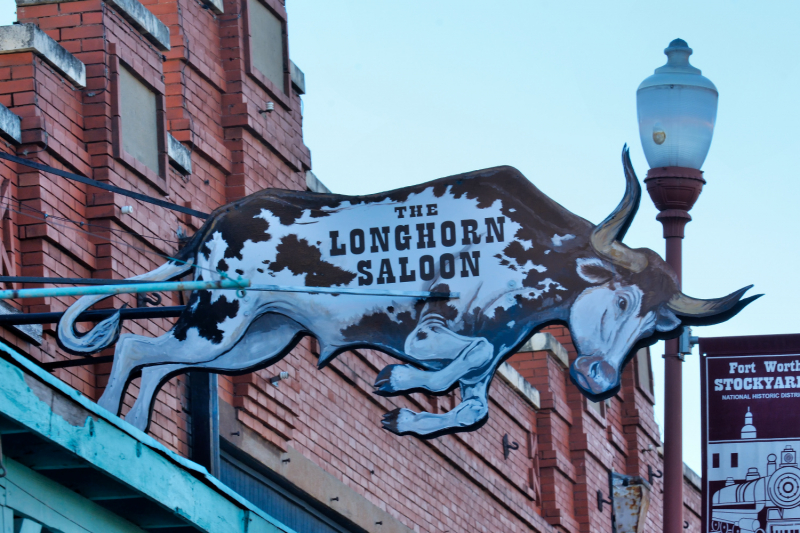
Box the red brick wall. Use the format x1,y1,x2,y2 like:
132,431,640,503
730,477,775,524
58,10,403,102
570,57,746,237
506,325,700,533
0,1,699,531
220,341,550,532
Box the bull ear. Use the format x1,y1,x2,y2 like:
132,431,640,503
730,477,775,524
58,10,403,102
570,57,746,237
655,305,681,332
576,258,614,284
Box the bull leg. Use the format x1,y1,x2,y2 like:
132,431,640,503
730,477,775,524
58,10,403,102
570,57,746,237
381,375,492,437
374,314,499,437
124,314,304,431
99,330,245,416
374,314,494,395
98,333,165,415
123,362,186,431
98,295,260,415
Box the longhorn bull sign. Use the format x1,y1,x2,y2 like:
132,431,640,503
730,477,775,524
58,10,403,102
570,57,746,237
57,147,758,438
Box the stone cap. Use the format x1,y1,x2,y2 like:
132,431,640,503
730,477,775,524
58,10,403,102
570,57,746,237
497,361,540,410
198,0,223,15
167,133,191,175
0,103,21,144
290,61,305,95
654,447,702,492
684,463,701,491
105,0,171,51
305,170,330,193
0,23,85,87
519,332,570,369
0,300,41,344
16,0,171,51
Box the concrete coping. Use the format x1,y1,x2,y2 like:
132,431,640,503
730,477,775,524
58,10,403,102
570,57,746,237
290,60,305,95
16,0,171,51
519,332,570,369
656,447,702,492
0,23,85,87
105,0,171,51
167,133,191,175
198,0,223,15
0,300,41,344
305,170,330,193
0,103,21,144
497,361,541,410
683,463,701,491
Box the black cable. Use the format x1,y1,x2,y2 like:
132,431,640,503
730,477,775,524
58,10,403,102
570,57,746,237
0,152,210,219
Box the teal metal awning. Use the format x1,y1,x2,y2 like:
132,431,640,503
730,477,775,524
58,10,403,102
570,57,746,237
0,341,296,533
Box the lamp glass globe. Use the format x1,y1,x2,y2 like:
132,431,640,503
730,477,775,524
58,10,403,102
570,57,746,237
636,39,718,170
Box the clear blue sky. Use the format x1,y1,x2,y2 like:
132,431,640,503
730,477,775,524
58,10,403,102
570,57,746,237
1,0,798,474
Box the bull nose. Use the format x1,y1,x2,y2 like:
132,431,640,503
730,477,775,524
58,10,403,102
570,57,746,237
572,355,618,396
573,370,591,392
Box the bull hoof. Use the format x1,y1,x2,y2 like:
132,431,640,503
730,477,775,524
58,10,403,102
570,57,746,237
381,408,415,435
373,365,400,396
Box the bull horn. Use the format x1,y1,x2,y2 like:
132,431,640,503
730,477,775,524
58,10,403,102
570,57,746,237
668,285,756,318
590,145,648,273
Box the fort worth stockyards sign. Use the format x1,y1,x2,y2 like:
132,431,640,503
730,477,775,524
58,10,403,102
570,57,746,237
57,147,758,438
701,335,800,533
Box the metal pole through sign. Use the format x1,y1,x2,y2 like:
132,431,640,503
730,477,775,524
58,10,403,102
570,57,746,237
0,281,458,300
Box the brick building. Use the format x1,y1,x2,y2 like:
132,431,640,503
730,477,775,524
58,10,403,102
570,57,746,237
0,0,701,531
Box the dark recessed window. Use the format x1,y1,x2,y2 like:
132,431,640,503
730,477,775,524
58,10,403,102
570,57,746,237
248,0,285,92
119,64,160,175
713,453,720,468
731,453,738,468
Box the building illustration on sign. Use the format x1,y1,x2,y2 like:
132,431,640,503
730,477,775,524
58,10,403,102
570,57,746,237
708,409,800,533
702,341,800,533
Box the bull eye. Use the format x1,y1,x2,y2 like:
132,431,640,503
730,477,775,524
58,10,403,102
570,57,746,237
618,297,627,311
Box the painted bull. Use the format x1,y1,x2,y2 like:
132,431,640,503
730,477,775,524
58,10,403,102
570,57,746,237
57,147,758,438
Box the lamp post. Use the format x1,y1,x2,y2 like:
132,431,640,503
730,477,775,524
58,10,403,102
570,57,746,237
636,39,718,533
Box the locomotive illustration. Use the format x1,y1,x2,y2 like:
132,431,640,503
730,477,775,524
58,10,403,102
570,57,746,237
711,444,800,533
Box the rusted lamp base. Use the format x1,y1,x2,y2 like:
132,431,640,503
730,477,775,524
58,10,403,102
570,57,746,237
644,167,705,239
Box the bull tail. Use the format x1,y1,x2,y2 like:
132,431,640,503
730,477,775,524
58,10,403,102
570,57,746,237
57,246,198,355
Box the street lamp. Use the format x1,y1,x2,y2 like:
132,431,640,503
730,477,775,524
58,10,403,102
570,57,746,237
636,38,718,533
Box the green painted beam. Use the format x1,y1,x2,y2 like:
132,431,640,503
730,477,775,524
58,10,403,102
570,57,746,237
1,458,146,533
0,279,249,300
0,342,294,533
